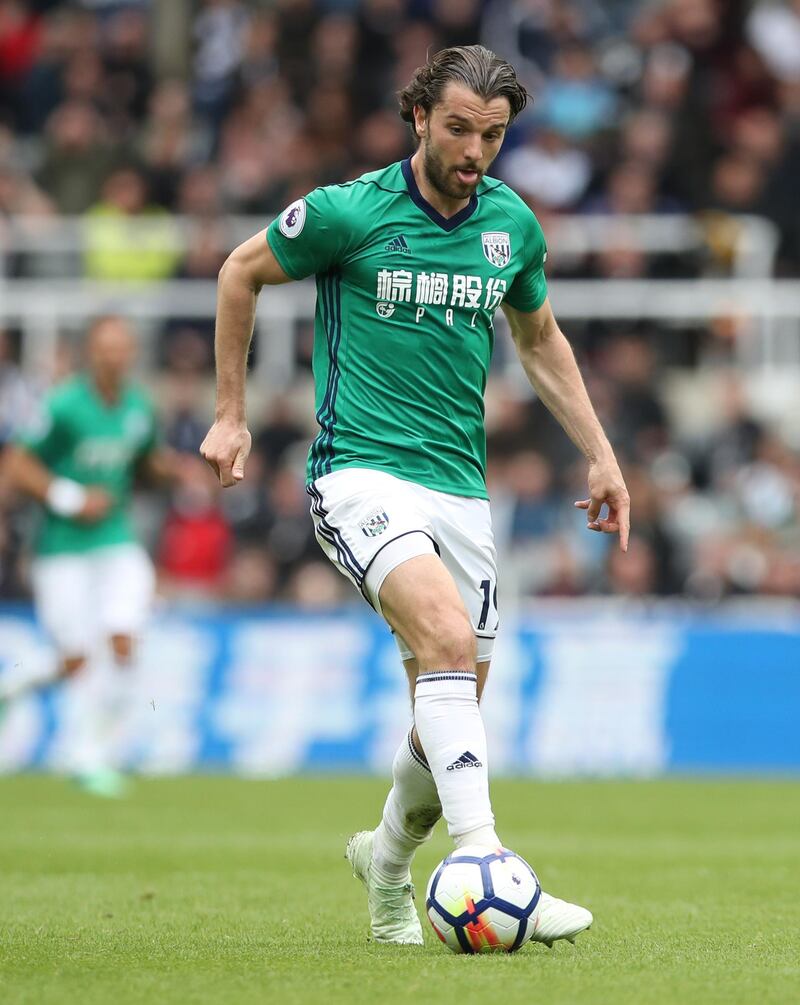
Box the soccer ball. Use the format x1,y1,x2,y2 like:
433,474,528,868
425,845,541,953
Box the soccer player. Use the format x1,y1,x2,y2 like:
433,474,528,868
1,315,174,796
201,46,630,946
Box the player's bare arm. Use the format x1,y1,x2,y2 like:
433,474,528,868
3,444,111,523
503,298,630,551
200,230,292,487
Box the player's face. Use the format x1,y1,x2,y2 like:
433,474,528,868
87,318,136,385
417,83,510,201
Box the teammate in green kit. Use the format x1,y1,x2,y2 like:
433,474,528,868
1,315,175,797
201,46,630,945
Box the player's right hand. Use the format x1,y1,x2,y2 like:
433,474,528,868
200,419,252,487
77,488,113,523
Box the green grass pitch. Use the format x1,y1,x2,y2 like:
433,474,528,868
1,777,798,1005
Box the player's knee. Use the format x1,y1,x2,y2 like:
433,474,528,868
110,634,133,666
414,609,476,669
60,655,86,678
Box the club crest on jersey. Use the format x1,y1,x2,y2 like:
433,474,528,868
279,198,306,238
481,231,511,268
359,509,389,537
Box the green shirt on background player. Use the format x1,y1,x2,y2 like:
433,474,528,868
17,373,158,556
266,158,548,499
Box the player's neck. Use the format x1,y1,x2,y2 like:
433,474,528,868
410,151,471,220
92,373,122,404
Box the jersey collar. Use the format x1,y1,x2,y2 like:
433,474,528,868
401,157,479,232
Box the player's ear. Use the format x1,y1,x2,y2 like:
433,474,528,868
413,104,426,138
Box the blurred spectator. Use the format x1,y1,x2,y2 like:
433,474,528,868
0,328,40,446
707,152,766,214
159,348,212,455
0,0,798,608
0,163,53,216
587,159,679,215
100,5,151,130
254,396,306,476
192,0,249,137
138,79,197,208
597,333,669,461
285,560,347,608
506,451,561,543
0,0,44,129
239,9,279,90
36,100,120,213
310,13,357,93
260,464,320,588
157,457,232,599
83,166,181,280
606,535,659,596
747,0,800,85
431,0,482,49
500,127,592,210
226,545,278,604
539,43,616,138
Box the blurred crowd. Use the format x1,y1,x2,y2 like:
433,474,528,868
1,0,799,604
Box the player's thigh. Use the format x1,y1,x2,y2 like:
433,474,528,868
30,553,95,657
379,554,476,668
92,543,155,639
427,492,499,664
307,467,437,609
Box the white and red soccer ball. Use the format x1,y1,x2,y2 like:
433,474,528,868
426,846,541,954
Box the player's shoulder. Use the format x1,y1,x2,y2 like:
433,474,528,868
478,176,546,248
45,374,87,411
310,162,406,211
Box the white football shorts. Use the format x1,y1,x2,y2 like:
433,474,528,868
31,542,155,657
307,468,499,662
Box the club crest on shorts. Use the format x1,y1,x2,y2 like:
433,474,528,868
359,508,389,537
481,231,511,268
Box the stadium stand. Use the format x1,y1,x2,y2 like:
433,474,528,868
1,0,799,605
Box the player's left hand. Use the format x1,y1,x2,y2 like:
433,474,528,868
574,458,630,552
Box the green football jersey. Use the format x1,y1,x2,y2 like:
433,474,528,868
17,374,158,555
267,158,548,499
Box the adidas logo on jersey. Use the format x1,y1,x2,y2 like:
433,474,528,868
385,234,411,254
446,751,483,771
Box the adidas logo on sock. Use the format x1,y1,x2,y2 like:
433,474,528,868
446,751,483,771
384,234,411,254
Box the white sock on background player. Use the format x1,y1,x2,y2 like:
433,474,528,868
413,671,500,849
372,728,442,882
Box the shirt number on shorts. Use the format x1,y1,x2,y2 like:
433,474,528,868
478,578,498,631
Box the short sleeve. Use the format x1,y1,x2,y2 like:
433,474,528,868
504,212,548,313
267,186,351,280
16,393,71,464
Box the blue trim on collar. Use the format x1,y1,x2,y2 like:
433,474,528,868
401,157,479,232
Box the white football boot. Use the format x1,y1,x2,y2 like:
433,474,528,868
531,891,593,948
345,830,424,945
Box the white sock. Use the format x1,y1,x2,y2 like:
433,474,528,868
0,650,61,702
372,729,442,882
413,671,500,848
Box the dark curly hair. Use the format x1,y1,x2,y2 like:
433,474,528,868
398,45,529,140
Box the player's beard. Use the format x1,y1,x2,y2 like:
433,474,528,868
422,137,482,202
